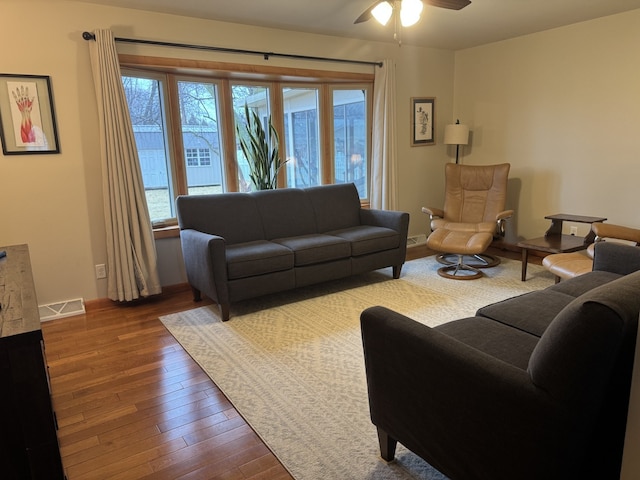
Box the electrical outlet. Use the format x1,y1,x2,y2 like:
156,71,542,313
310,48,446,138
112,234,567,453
95,264,107,279
570,226,578,236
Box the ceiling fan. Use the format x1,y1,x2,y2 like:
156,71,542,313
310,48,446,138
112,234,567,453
355,0,471,26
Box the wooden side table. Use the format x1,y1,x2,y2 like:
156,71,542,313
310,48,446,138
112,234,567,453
518,214,607,281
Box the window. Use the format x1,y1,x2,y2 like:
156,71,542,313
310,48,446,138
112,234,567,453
231,84,270,193
122,74,175,222
283,87,320,188
185,149,211,166
121,61,373,228
333,89,368,199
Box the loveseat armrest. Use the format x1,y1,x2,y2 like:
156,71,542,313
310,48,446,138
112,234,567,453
179,229,229,307
592,241,640,275
360,306,582,480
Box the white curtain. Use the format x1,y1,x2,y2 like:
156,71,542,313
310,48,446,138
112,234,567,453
370,59,398,210
88,29,162,301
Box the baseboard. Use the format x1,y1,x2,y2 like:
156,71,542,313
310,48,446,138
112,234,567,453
84,283,192,313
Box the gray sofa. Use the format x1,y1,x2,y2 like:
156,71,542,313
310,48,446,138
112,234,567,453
177,183,409,321
361,241,640,480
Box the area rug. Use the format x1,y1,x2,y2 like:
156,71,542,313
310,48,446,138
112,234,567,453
159,257,554,480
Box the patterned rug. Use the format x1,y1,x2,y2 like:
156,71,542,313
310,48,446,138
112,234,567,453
159,256,554,480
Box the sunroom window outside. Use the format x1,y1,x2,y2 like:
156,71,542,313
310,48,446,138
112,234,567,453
333,89,368,199
231,84,270,192
122,74,175,223
283,87,320,188
177,80,225,196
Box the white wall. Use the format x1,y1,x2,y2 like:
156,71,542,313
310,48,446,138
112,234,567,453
453,10,640,240
1,0,455,304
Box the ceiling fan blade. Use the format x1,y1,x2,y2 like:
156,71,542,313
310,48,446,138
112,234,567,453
354,2,378,24
424,0,471,10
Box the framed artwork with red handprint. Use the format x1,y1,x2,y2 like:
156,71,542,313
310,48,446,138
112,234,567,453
0,74,60,155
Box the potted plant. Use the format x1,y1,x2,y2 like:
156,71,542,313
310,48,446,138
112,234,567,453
237,103,285,190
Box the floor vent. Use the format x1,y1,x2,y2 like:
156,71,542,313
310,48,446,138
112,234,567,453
407,234,427,247
39,298,85,322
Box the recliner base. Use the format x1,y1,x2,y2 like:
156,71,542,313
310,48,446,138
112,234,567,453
437,255,484,280
436,252,500,269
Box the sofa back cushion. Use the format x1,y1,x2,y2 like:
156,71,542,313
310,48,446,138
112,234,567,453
176,193,265,244
528,270,640,405
306,183,361,232
253,188,317,239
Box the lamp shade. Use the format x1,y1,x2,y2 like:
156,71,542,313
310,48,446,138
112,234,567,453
443,123,469,145
371,2,393,25
400,0,423,27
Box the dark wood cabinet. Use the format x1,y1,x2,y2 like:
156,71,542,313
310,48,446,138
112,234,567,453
0,244,65,479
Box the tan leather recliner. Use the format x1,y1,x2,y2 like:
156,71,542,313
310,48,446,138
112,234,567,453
543,223,640,282
422,163,513,279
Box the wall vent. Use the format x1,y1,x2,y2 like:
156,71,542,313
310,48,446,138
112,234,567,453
39,298,85,322
407,234,427,247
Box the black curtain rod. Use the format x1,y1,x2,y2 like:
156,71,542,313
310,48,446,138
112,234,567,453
82,32,382,68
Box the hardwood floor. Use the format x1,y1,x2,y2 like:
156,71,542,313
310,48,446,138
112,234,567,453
42,289,293,480
42,247,540,479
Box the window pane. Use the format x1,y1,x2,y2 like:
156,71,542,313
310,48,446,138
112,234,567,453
122,75,174,222
232,85,270,192
333,90,368,198
177,81,225,196
283,88,320,188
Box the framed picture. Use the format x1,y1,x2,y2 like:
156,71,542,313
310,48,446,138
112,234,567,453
411,97,435,146
0,74,60,155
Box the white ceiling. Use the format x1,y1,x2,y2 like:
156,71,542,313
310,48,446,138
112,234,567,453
70,0,640,50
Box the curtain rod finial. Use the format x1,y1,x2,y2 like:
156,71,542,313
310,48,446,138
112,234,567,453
82,31,95,41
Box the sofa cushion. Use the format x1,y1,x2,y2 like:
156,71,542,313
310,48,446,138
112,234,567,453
306,183,361,232
225,241,294,280
329,225,400,256
476,290,577,337
435,317,539,370
253,188,318,239
547,270,622,298
273,234,350,266
176,193,265,244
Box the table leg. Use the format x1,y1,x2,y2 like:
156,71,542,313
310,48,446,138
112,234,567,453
521,248,529,281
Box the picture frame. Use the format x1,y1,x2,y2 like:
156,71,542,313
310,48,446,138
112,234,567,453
411,97,435,146
0,74,60,155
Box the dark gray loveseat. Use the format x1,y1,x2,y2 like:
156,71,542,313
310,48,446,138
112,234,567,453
177,183,409,321
361,241,640,480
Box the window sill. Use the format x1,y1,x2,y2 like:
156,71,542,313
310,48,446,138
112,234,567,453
153,225,180,239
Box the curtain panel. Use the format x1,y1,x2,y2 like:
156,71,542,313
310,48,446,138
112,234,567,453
370,59,398,211
88,29,161,301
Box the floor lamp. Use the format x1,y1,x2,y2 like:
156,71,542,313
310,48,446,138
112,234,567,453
444,119,469,164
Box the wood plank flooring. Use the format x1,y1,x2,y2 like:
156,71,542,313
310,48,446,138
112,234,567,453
42,247,537,479
42,289,293,480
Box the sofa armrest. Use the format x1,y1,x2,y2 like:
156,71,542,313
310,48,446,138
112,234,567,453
360,208,409,233
593,242,640,275
360,306,582,480
179,229,229,304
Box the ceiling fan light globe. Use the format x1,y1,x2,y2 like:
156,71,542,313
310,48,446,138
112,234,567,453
401,0,423,26
372,2,393,25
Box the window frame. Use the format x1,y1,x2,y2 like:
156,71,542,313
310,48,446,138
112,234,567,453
119,55,374,237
